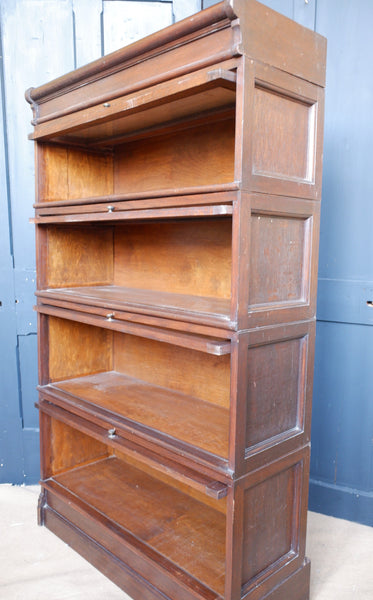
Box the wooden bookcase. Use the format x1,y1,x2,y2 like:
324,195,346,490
26,2,326,599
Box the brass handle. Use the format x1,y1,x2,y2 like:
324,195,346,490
108,428,116,439
107,205,115,213
106,313,115,321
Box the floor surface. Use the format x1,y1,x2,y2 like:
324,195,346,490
0,484,372,599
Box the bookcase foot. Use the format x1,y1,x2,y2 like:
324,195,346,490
257,561,310,600
37,488,47,526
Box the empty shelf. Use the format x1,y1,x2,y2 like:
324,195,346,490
41,371,230,459
45,456,226,597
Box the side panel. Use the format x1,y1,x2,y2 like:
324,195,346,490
237,0,373,526
237,447,310,600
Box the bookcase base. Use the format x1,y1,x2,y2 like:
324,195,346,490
40,496,310,600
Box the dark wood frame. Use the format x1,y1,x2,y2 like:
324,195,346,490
28,2,326,599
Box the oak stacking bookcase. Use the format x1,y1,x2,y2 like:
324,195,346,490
26,2,326,599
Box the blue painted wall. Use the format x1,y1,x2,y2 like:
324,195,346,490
0,0,188,485
258,0,373,526
0,0,372,525
309,0,373,526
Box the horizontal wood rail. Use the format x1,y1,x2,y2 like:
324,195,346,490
34,184,238,210
32,204,233,224
35,303,231,355
37,399,228,500
29,67,236,142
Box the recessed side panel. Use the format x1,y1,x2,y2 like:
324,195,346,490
253,86,315,183
246,335,307,450
242,194,320,330
242,466,296,584
239,447,310,598
239,449,312,599
250,64,324,200
249,213,311,308
240,321,315,473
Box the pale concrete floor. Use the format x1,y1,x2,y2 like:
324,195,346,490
0,484,372,599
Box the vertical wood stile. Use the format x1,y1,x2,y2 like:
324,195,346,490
228,333,248,477
225,482,244,600
233,56,255,191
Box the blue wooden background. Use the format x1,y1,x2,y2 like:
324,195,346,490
0,0,372,526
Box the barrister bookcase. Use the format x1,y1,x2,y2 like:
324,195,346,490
26,2,326,599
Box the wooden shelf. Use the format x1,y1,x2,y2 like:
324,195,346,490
43,456,226,597
30,67,236,146
38,398,228,497
37,286,233,329
40,370,230,460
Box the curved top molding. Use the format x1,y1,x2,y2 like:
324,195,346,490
26,2,235,105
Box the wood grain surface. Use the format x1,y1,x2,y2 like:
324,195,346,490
50,370,230,458
53,455,226,595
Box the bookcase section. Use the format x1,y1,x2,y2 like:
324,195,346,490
28,2,326,599
40,315,231,471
